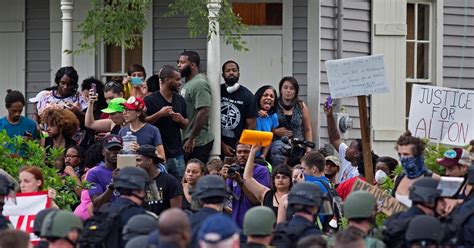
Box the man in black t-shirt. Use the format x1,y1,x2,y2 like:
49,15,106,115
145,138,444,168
136,145,183,216
220,60,257,157
145,66,188,181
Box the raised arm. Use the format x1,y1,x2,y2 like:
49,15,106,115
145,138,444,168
243,145,270,204
323,99,342,150
85,96,113,132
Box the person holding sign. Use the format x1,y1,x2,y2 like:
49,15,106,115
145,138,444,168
323,101,361,183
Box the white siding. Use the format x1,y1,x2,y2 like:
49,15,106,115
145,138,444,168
443,1,474,89
319,0,372,144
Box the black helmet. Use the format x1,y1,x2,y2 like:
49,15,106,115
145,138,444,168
193,175,230,200
114,167,150,191
405,215,443,244
33,208,59,236
0,174,15,196
288,182,324,207
409,178,441,205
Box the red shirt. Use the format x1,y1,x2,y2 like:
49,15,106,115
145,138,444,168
336,176,366,201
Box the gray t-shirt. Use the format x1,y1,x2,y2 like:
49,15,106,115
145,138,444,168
118,123,163,147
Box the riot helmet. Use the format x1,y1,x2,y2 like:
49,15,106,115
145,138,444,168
114,166,150,191
344,191,376,219
41,210,83,239
193,175,231,201
0,174,15,196
409,177,441,206
405,215,443,245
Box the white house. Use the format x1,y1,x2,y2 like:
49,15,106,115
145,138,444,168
0,0,472,157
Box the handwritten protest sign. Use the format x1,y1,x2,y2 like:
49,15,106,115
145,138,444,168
351,178,407,216
3,191,51,243
408,84,474,146
325,54,389,99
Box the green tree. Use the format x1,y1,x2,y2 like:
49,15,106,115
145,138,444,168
74,0,246,54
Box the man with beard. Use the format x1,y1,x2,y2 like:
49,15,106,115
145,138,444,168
178,51,214,164
145,65,189,180
86,134,123,210
220,60,257,157
0,89,39,140
324,156,340,186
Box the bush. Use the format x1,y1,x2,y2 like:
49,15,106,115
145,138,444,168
0,130,86,210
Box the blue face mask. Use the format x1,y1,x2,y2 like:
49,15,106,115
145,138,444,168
400,155,426,179
130,77,144,86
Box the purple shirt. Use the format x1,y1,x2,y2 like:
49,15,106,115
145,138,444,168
227,164,270,228
86,162,116,201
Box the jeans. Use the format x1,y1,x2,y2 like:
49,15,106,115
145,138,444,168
165,155,185,181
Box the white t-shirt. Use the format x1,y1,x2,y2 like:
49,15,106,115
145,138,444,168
337,142,359,183
36,90,87,114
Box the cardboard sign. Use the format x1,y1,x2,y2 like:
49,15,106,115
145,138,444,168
3,191,51,243
325,54,389,99
408,84,474,146
351,179,407,216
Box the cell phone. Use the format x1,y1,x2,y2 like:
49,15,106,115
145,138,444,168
325,96,332,109
91,83,97,96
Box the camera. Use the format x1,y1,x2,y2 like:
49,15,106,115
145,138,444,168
279,136,316,166
227,164,242,177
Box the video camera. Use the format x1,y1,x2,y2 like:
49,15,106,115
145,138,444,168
279,136,316,166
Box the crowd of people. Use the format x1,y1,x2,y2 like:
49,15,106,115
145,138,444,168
0,50,474,248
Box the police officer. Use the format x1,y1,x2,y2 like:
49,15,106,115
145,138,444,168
405,215,444,247
0,173,15,231
445,165,474,246
40,210,83,248
188,175,232,248
33,208,58,248
105,166,153,248
272,182,326,247
343,191,385,247
242,206,276,248
383,177,442,247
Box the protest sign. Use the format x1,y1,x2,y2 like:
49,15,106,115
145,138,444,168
325,54,389,99
3,191,51,243
408,84,474,146
351,178,407,216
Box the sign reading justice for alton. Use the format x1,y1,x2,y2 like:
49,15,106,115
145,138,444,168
408,84,474,146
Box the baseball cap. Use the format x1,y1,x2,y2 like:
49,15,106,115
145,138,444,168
243,206,276,236
437,147,470,167
137,144,165,163
29,90,50,103
102,97,126,113
104,134,123,149
325,155,340,167
198,214,239,244
123,96,145,111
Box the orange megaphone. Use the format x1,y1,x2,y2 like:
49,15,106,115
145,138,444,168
239,129,273,146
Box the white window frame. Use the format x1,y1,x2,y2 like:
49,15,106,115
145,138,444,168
406,0,443,86
98,5,153,82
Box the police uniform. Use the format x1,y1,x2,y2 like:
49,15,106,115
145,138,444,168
0,215,12,231
452,197,474,245
189,208,220,248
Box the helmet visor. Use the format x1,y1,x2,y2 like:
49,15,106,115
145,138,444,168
437,176,464,198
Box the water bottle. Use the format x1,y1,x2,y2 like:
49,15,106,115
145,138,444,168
122,131,137,154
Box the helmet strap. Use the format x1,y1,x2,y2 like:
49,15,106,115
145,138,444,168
132,192,146,203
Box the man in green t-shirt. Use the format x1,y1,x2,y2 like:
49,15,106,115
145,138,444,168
178,51,214,163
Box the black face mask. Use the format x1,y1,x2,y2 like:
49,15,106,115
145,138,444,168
180,65,192,78
224,76,239,86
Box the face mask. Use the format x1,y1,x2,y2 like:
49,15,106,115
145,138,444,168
180,65,191,78
375,170,388,184
224,76,239,86
400,155,426,179
130,77,144,86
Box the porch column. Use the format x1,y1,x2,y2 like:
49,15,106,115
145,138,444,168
207,0,222,157
61,0,73,66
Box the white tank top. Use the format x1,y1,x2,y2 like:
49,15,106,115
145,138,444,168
395,192,412,207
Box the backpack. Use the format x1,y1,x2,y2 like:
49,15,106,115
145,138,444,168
315,179,343,232
271,221,315,248
79,201,133,248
